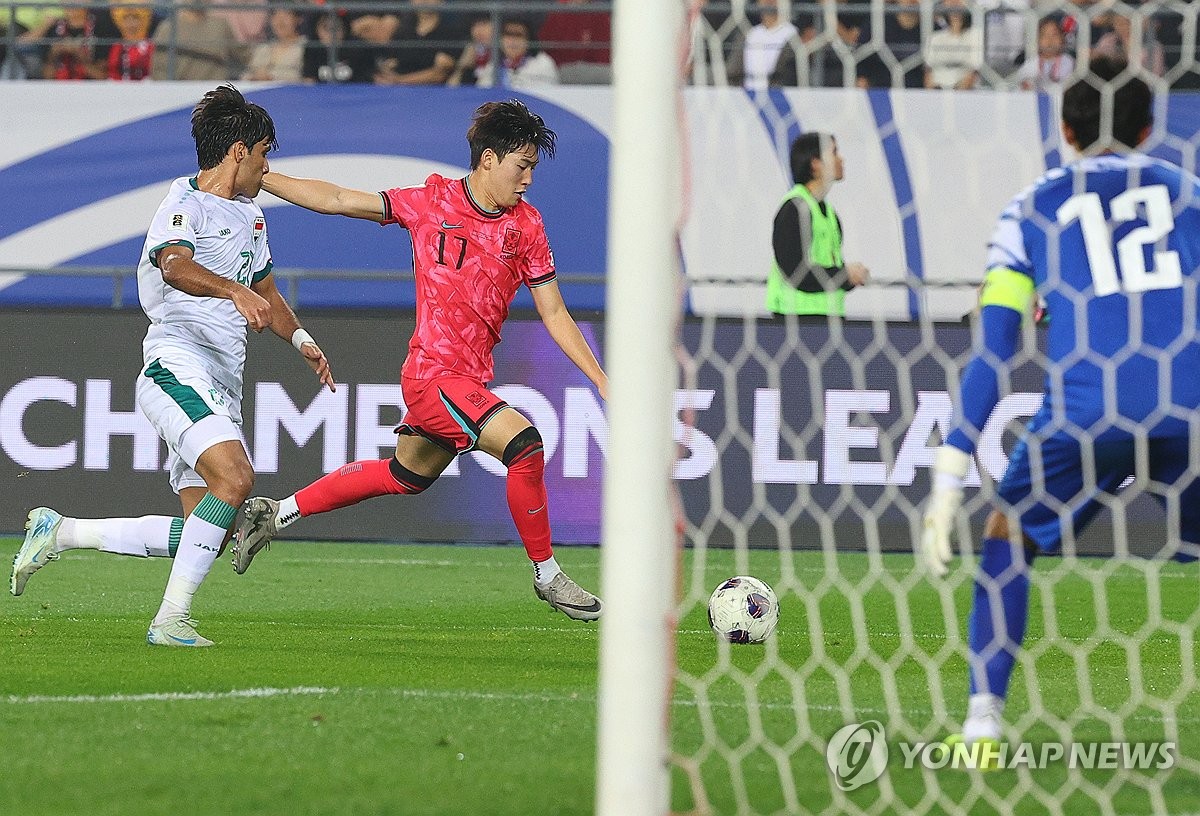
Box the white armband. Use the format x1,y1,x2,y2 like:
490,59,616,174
291,328,316,352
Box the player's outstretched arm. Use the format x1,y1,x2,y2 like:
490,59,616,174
919,276,1026,577
252,273,336,392
262,172,386,222
158,245,271,331
531,280,608,400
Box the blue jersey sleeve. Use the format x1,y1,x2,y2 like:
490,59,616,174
945,305,1023,455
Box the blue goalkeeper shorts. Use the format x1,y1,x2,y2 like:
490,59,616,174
997,426,1200,561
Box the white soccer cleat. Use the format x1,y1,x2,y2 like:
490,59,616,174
146,616,214,647
534,572,602,621
232,497,280,575
964,705,1003,748
11,507,63,596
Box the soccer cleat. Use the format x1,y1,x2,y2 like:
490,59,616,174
146,616,214,647
232,497,280,575
534,572,602,621
11,507,63,596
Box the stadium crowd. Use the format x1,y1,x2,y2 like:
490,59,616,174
0,0,1195,88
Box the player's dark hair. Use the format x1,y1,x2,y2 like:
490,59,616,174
191,84,278,170
467,100,556,169
790,132,828,184
1062,56,1153,152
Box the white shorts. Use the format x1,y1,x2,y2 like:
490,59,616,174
136,356,247,494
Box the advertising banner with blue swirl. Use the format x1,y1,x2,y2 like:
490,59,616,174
6,84,1200,319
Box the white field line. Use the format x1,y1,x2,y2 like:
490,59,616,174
1,685,1195,727
4,685,338,705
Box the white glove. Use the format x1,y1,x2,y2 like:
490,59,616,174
920,446,971,577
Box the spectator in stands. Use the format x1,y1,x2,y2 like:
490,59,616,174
302,9,370,83
244,0,307,81
371,0,456,86
924,0,982,90
834,0,870,39
475,17,558,89
211,0,268,44
727,0,799,90
344,4,401,83
766,133,869,319
539,0,610,83
106,0,155,80
883,0,925,88
151,0,249,80
1153,7,1196,89
1016,16,1075,91
11,3,64,78
1093,11,1165,77
448,14,492,87
811,13,878,89
38,5,115,79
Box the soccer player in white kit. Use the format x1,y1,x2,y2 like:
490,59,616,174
10,85,335,647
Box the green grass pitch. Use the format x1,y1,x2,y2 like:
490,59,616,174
1,540,1196,816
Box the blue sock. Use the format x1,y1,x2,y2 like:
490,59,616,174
968,537,1034,699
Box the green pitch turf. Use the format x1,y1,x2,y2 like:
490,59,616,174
1,541,1196,816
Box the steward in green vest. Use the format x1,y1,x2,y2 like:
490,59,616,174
766,132,869,316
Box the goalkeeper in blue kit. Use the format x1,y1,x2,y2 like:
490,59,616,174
921,57,1200,747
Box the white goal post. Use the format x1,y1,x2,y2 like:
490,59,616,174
598,3,1200,815
595,2,685,816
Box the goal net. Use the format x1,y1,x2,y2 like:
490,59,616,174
618,1,1200,814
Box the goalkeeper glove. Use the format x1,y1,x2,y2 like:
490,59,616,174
920,446,972,577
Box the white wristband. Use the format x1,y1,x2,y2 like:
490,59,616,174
934,446,971,491
291,328,316,352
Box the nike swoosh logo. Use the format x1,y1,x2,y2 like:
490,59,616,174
557,599,601,612
166,632,197,645
527,504,546,515
441,221,463,229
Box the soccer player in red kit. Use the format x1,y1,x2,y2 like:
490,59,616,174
233,100,608,620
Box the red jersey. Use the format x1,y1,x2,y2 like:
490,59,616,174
108,40,154,80
380,174,557,382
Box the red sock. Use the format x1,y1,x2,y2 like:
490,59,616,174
295,458,434,517
506,445,553,562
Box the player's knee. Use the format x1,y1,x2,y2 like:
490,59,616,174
388,457,438,494
985,510,1039,562
502,426,544,469
984,510,1009,541
209,463,254,506
225,463,255,504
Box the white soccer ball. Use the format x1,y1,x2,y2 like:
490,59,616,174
707,575,779,644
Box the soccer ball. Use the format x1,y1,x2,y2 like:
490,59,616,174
707,576,779,644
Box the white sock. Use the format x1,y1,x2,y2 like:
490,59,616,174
968,693,1004,719
964,693,1005,743
58,516,180,557
276,495,301,530
533,555,562,587
153,494,236,625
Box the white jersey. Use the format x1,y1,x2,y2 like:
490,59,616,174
137,177,273,396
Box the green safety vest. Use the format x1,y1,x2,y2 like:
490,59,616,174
765,184,846,316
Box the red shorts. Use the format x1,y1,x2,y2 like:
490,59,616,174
398,375,508,454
